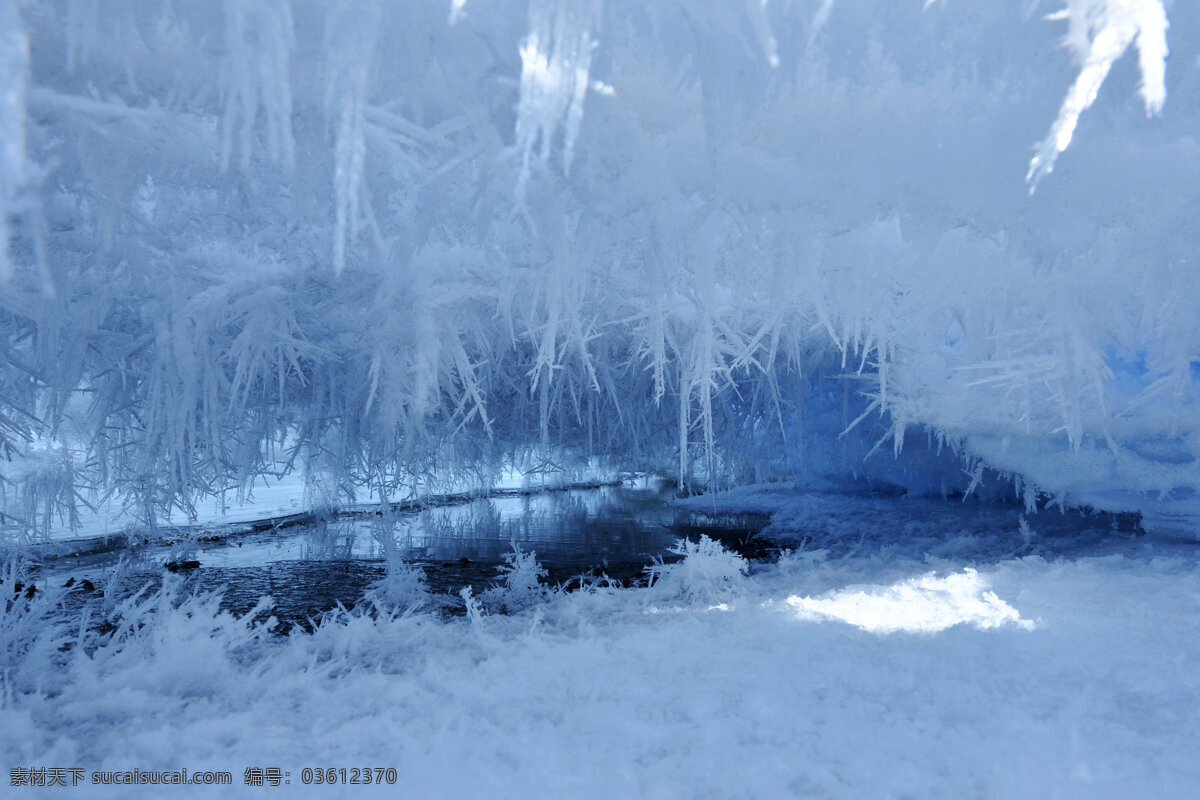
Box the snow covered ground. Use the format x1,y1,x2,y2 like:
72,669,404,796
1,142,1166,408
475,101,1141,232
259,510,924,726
4,490,1198,798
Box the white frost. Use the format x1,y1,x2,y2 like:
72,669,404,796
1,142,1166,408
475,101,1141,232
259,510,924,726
514,0,603,197
0,0,28,282
1028,0,1169,189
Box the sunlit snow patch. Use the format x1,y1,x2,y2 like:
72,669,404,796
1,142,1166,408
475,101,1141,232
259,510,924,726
785,569,1034,634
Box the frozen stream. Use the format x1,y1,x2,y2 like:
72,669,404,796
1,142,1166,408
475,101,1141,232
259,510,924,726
17,482,770,630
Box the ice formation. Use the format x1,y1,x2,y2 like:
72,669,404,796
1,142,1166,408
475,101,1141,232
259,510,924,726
0,1,1197,535
1028,0,1169,188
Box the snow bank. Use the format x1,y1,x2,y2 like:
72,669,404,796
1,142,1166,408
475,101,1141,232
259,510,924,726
3,533,1198,796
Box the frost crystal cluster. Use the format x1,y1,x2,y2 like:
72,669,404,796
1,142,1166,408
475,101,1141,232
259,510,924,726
0,1,1197,534
1028,0,1169,187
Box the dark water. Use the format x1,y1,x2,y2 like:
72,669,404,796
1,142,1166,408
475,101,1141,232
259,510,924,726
7,482,1160,636
17,482,771,633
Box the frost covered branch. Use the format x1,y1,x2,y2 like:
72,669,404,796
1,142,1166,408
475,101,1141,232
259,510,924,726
811,0,1171,191
514,0,603,198
0,0,1196,531
1027,0,1168,189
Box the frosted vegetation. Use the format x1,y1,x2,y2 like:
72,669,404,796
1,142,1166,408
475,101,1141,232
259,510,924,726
0,0,1197,537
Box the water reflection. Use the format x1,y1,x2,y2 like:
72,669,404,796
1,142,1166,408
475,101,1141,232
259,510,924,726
197,485,684,570
26,482,770,632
